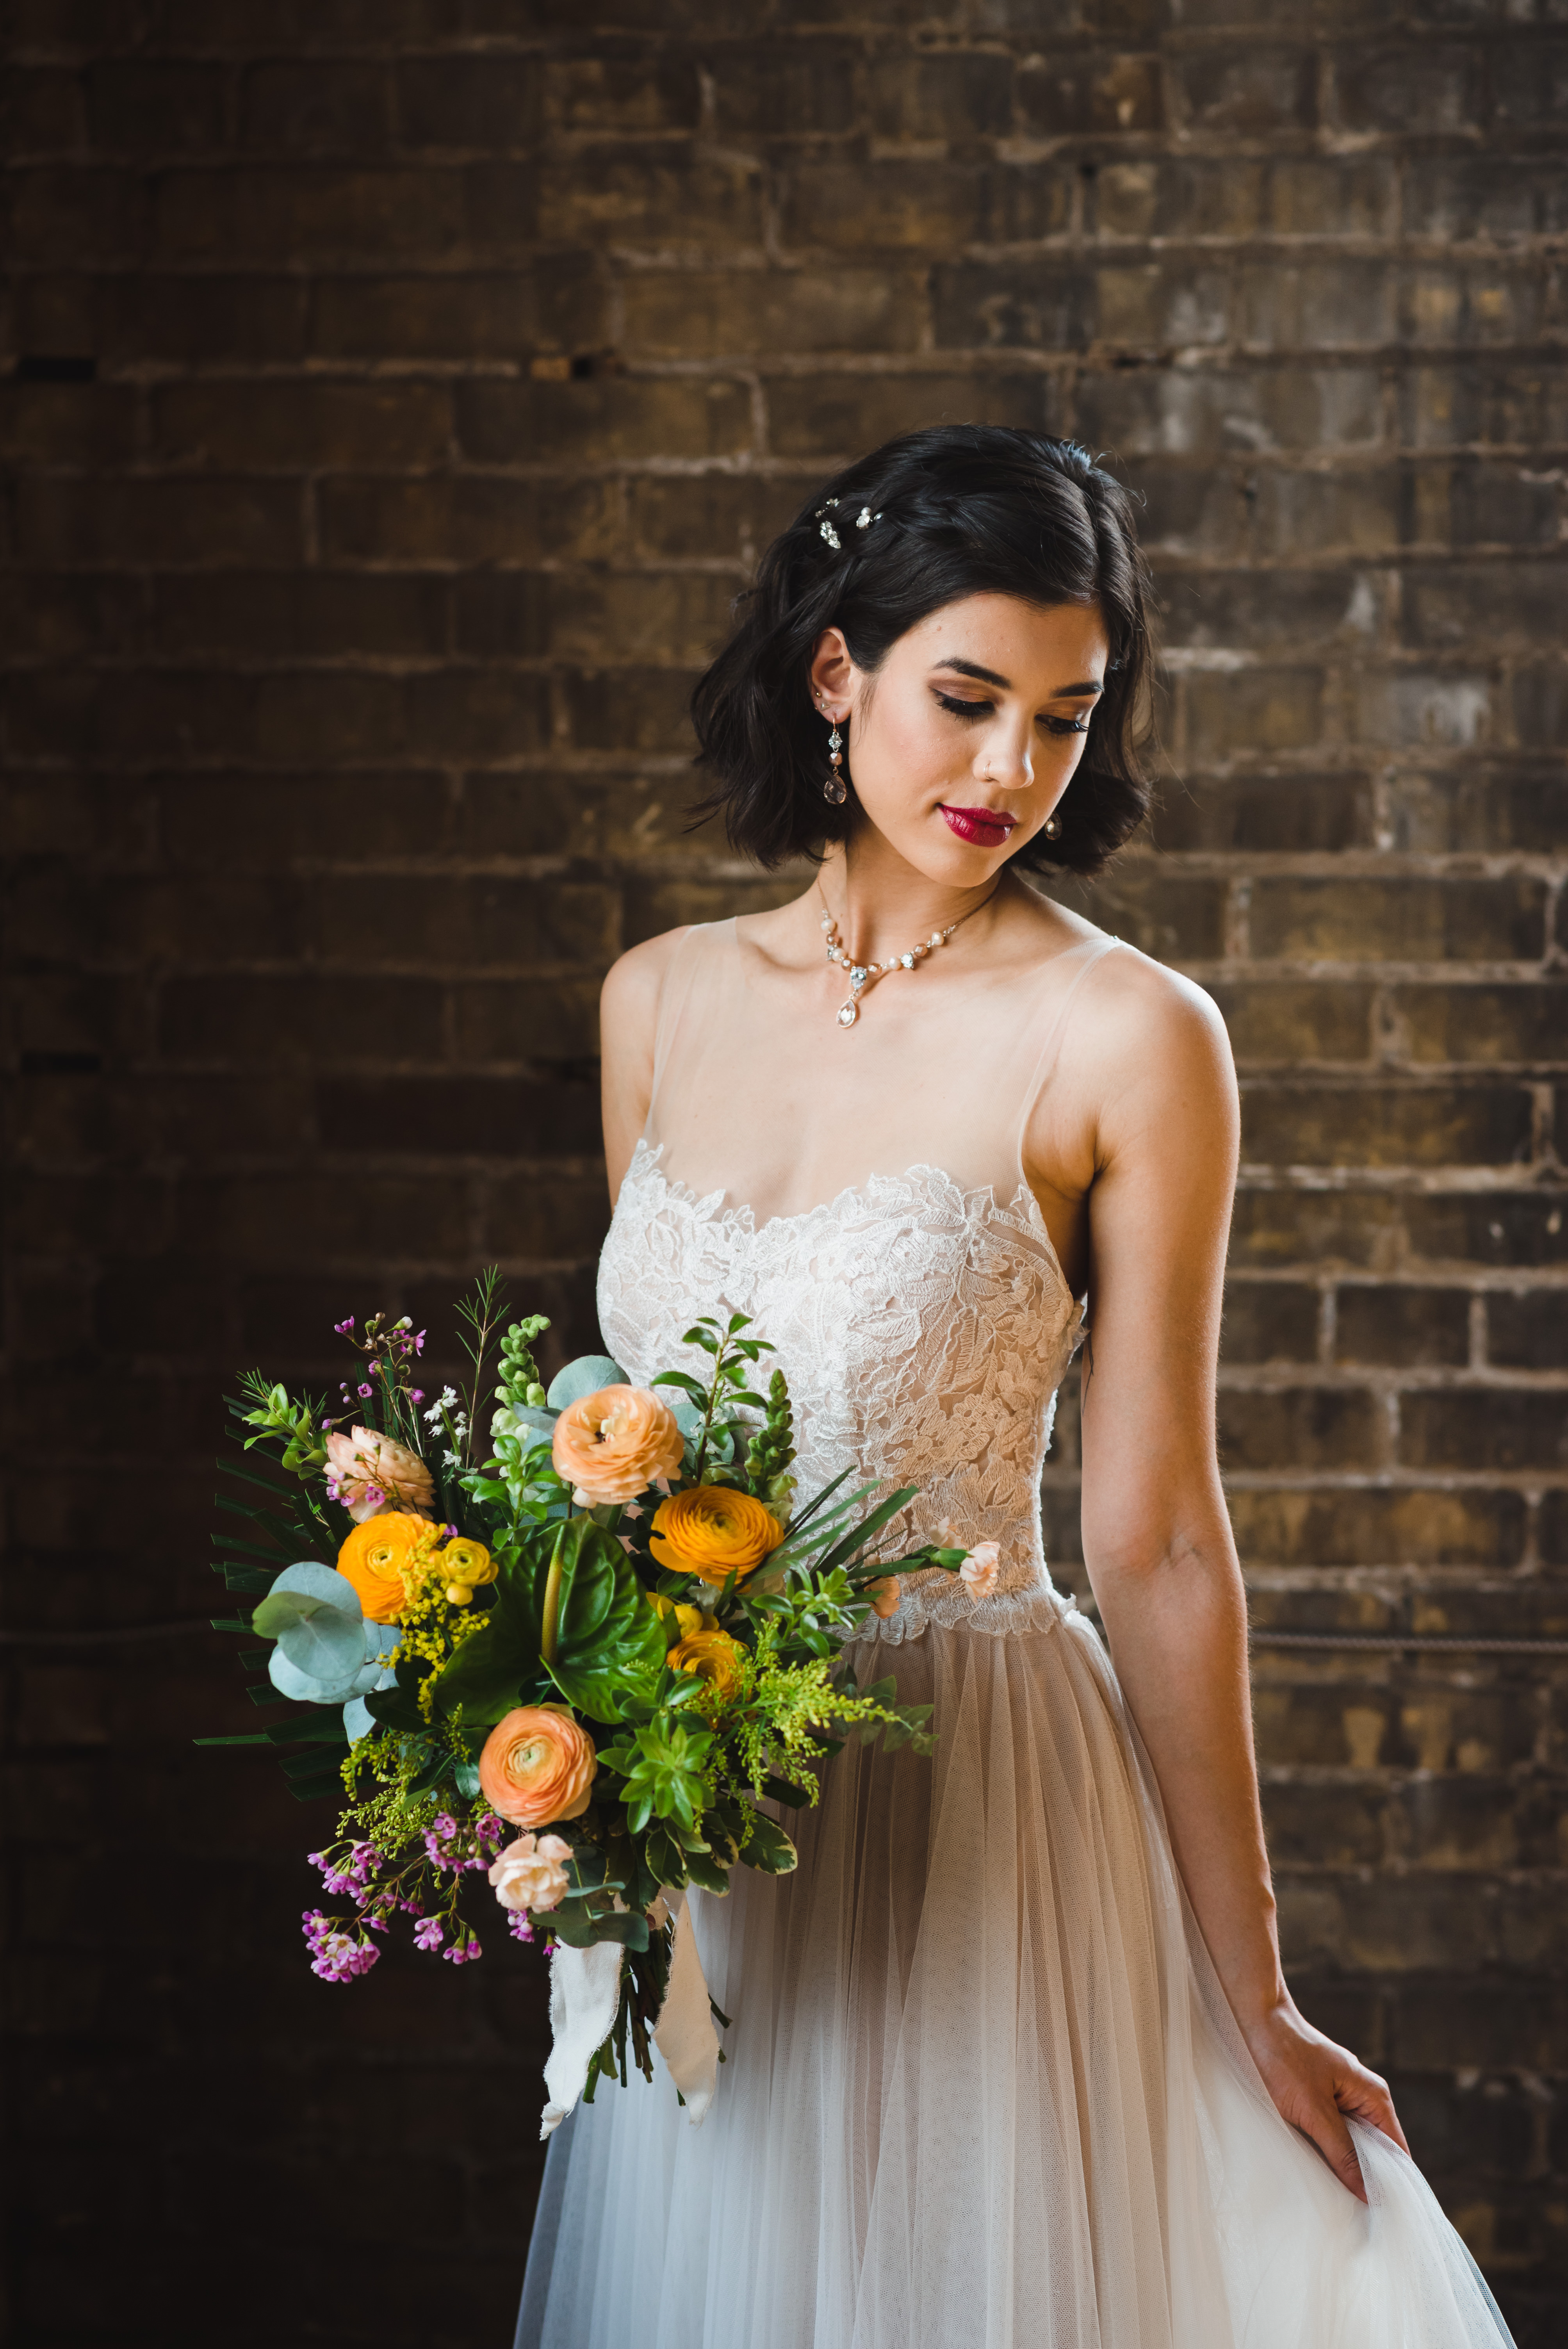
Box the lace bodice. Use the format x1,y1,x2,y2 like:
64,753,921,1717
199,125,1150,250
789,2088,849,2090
597,1141,1084,1641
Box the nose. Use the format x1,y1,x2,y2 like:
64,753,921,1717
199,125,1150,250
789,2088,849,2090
976,720,1034,793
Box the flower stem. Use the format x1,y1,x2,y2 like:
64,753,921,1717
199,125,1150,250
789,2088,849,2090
541,1524,567,1669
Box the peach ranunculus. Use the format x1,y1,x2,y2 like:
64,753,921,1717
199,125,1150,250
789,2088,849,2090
649,1486,784,1586
959,1542,1003,1603
325,1424,435,1524
336,1511,428,1624
479,1703,598,1827
489,1831,574,1916
867,1577,902,1621
551,1385,685,1506
668,1626,746,1702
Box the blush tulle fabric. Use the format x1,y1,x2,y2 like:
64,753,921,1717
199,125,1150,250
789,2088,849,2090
517,921,1513,2349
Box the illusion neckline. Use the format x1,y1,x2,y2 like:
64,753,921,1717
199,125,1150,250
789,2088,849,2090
622,1137,1074,1299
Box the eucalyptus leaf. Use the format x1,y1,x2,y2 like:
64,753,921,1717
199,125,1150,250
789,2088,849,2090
268,1645,366,1706
252,1562,366,1684
546,1355,628,1410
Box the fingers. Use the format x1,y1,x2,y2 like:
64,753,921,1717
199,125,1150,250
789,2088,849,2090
1301,2102,1368,2204
1339,2066,1411,2158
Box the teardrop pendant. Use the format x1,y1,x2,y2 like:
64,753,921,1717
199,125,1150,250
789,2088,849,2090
823,722,847,806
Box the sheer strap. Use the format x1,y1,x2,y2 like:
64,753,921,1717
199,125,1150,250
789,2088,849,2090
644,922,722,1139
1009,934,1123,1181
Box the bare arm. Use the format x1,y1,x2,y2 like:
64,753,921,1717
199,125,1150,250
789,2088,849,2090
599,932,684,1201
1072,967,1407,2199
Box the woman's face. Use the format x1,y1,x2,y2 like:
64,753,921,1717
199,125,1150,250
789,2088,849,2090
809,593,1110,885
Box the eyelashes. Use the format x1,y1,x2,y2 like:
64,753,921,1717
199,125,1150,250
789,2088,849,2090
934,691,1090,738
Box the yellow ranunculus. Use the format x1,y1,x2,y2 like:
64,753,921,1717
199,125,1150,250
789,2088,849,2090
337,1511,426,1624
649,1591,718,1640
668,1627,745,1702
440,1537,496,1586
650,1486,784,1586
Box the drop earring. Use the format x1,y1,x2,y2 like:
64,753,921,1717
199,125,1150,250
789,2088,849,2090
822,712,847,806
1043,811,1062,838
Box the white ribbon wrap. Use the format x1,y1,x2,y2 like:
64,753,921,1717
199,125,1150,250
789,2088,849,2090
652,1890,720,2126
537,1890,720,2139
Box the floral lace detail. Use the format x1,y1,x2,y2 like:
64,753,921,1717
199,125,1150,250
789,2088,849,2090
597,1141,1084,1643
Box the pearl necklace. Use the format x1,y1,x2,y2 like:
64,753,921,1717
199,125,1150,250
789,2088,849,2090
817,886,994,1028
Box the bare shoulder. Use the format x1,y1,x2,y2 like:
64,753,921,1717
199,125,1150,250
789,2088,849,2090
600,925,693,1031
1058,935,1237,1161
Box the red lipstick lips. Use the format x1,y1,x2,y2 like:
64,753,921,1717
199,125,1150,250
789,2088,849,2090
941,804,1016,847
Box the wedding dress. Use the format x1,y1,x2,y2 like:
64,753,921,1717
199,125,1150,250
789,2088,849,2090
517,918,1513,2349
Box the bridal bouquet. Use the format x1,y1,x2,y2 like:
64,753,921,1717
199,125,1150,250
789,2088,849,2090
202,1275,982,2124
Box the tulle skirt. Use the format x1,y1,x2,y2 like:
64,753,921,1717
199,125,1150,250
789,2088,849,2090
516,1596,1513,2349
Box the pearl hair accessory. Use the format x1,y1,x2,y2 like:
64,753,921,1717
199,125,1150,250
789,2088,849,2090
814,497,882,551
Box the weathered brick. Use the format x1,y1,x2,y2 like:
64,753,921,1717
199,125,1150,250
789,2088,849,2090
1052,868,1228,961
1400,1391,1568,1476
392,54,542,150
1174,45,1315,134
545,51,705,136
309,262,610,360
1392,984,1568,1068
151,378,453,469
1330,41,1483,136
1219,1386,1381,1470
1019,50,1163,135
1401,362,1568,454
151,570,449,660
1486,1292,1568,1373
1240,1082,1532,1170
0,381,139,466
317,474,618,566
456,374,753,463
18,476,305,567
1334,1285,1472,1367
7,7,1563,2335
538,148,763,249
1163,568,1379,655
1232,1488,1527,1568
1249,878,1547,965
1183,667,1325,759
1221,1280,1322,1363
239,60,392,152
621,267,928,358
1074,366,1380,458
1382,769,1566,857
1206,981,1373,1064
1151,773,1374,855
767,370,1061,460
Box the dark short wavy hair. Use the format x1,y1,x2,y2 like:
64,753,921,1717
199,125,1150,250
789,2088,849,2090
690,424,1155,876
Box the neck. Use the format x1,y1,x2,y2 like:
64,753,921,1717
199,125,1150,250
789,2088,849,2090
817,834,1005,966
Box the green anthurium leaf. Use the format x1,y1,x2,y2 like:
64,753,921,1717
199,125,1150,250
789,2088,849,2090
363,1675,428,1733
546,1355,628,1410
421,1539,549,1724
538,1516,668,1726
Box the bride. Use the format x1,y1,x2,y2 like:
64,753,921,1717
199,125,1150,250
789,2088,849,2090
516,426,1513,2348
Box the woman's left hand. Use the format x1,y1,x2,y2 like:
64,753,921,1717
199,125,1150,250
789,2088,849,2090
1240,1996,1410,2202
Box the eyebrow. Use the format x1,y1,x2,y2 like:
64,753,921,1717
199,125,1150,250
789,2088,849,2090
932,656,1103,698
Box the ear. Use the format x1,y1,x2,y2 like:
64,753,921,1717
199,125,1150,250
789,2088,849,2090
807,627,855,715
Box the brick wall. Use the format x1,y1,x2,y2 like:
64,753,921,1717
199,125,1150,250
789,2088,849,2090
3,4,1564,2343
